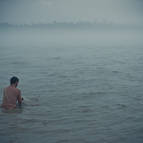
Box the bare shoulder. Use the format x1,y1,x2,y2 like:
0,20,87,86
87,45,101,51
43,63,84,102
16,88,21,95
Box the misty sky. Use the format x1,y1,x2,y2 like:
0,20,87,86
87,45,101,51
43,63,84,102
0,0,143,25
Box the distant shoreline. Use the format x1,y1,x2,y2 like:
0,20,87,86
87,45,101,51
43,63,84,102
0,22,142,30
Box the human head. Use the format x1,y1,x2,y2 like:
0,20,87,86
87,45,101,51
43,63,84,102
10,76,19,87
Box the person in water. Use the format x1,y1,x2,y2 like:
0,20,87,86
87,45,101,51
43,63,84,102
1,76,23,109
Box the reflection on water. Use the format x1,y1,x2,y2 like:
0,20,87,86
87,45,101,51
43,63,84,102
0,28,143,143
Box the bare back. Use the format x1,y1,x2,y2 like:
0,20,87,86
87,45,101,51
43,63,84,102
2,86,22,109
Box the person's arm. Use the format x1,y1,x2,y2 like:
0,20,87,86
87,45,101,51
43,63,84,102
17,90,23,106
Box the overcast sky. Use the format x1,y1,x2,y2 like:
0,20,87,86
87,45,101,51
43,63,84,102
0,0,143,25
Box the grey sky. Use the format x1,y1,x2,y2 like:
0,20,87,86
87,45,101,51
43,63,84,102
0,0,143,25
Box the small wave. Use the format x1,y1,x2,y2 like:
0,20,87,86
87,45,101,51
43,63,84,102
78,91,106,100
116,103,127,109
112,70,121,74
22,96,40,107
56,139,69,143
52,56,61,60
72,104,93,114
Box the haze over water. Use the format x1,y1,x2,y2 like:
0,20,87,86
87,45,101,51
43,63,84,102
0,25,143,143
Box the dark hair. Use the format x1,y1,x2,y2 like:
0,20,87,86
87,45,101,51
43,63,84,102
10,76,19,85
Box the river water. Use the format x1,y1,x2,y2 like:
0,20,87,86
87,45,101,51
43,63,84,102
0,28,143,143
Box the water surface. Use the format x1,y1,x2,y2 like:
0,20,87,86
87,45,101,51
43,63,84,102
0,28,143,143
